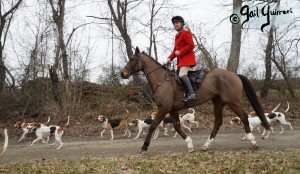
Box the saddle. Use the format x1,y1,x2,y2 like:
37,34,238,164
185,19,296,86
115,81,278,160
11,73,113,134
174,68,210,91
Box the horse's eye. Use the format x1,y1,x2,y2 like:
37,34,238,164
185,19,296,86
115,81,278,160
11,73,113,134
130,55,138,61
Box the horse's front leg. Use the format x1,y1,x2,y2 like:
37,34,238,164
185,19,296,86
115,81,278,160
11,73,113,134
201,97,224,151
141,110,167,154
169,111,194,153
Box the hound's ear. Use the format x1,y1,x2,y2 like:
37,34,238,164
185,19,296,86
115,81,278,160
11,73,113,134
135,47,140,55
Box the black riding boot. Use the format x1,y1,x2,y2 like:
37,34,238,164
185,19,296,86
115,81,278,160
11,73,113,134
180,75,197,101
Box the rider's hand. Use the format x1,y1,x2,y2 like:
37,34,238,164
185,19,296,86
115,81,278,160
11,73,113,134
165,58,171,65
175,50,180,56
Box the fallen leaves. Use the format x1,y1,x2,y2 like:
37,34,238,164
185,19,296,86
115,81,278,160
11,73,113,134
0,149,300,173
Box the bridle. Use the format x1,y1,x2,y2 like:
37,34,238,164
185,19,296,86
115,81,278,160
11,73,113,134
125,53,173,95
126,55,141,76
126,53,167,77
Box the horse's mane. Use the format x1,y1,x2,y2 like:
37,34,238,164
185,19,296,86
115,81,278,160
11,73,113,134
141,52,168,70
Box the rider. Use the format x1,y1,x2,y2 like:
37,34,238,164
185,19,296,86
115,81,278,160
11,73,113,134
165,16,197,101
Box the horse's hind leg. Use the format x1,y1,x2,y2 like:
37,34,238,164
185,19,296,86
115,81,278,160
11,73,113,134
141,109,167,154
201,97,224,151
169,110,194,153
228,102,258,148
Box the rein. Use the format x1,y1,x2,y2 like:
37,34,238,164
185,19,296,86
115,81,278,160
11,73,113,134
129,53,171,95
151,69,171,94
144,63,168,77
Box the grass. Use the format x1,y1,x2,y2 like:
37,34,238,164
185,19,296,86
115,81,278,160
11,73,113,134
1,149,300,174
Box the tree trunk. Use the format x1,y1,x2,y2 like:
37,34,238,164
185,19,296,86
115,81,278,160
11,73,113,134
260,28,273,99
272,57,295,98
0,21,5,94
153,34,158,60
49,0,69,80
0,0,23,94
227,0,242,73
0,56,5,94
49,66,62,107
107,0,139,84
260,0,280,99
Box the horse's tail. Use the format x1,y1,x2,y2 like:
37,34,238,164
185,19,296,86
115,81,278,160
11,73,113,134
0,129,8,156
238,74,270,130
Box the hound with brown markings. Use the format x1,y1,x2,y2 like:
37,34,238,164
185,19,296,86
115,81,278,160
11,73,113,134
98,115,131,140
28,116,69,149
14,117,51,143
0,129,8,156
255,102,293,134
229,116,274,139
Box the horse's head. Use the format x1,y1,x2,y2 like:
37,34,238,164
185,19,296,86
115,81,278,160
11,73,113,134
121,47,143,79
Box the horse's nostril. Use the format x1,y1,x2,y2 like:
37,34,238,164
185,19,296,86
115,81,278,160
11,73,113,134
121,70,129,79
120,71,125,78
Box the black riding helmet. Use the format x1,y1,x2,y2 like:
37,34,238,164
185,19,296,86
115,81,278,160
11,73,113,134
171,16,185,26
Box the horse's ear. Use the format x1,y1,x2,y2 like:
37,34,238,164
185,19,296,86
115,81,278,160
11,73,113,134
135,47,140,55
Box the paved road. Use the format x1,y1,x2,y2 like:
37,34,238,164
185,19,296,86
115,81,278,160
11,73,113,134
1,126,299,164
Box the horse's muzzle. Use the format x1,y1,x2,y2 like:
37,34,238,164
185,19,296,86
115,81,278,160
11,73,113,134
120,69,129,79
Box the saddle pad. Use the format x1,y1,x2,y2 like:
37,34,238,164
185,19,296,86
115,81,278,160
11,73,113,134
175,68,210,90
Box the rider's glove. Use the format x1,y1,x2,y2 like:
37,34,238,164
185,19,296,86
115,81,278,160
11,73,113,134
165,58,171,65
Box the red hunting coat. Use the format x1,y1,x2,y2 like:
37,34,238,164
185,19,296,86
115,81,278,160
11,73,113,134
168,29,196,69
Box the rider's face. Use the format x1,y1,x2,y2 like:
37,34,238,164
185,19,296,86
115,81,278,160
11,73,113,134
173,22,183,31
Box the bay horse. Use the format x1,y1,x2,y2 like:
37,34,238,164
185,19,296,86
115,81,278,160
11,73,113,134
121,47,270,154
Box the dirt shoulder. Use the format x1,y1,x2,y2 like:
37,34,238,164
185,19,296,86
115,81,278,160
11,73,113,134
1,126,299,165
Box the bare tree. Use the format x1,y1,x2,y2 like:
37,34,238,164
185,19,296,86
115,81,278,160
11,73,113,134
271,25,299,98
133,0,172,61
227,0,242,73
48,0,69,80
260,0,284,99
0,0,23,94
107,0,141,84
46,0,91,113
186,25,217,70
146,0,168,60
107,0,134,58
260,28,274,99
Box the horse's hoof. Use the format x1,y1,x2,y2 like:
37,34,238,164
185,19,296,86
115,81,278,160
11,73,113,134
187,147,194,153
140,150,148,155
252,143,259,149
200,146,209,151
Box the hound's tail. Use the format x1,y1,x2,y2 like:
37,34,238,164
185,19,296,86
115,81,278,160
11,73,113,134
44,117,51,125
285,101,290,113
65,116,70,127
189,108,195,115
271,103,281,113
0,129,8,156
59,116,70,131
238,74,270,130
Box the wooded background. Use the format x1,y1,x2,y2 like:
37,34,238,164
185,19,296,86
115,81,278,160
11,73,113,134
0,0,299,119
